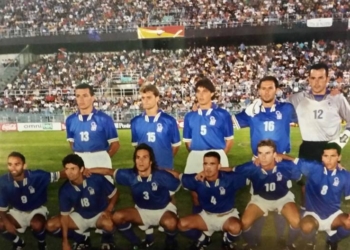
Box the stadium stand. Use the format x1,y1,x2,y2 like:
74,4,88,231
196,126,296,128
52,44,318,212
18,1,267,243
0,39,350,123
0,0,348,38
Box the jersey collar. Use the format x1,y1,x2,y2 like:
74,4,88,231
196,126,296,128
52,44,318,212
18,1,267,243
143,111,162,123
260,101,278,113
77,108,97,121
137,174,153,182
9,170,29,188
261,166,277,175
198,103,217,116
70,179,88,191
306,90,331,101
323,167,337,176
205,173,221,187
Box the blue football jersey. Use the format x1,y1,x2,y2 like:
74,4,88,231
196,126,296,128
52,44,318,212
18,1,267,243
59,174,117,219
234,161,301,200
0,170,60,212
232,102,296,155
66,109,118,152
131,111,181,169
296,159,350,219
183,103,233,150
181,171,247,213
114,169,180,209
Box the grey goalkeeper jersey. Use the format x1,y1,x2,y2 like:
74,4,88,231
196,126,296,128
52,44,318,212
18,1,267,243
288,92,350,141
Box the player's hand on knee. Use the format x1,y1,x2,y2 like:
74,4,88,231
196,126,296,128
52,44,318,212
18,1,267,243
195,171,205,182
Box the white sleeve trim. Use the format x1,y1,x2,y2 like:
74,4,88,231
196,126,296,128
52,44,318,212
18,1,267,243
67,138,74,142
108,188,117,199
232,115,241,129
108,138,119,143
183,138,192,142
224,135,234,140
172,141,181,147
345,195,350,200
131,142,138,146
50,171,60,183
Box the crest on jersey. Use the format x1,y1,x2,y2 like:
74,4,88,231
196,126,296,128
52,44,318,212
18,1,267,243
88,187,95,195
333,177,339,187
276,172,282,181
151,182,158,191
28,186,35,194
91,122,97,131
209,116,216,125
276,111,282,120
156,123,163,133
219,186,226,195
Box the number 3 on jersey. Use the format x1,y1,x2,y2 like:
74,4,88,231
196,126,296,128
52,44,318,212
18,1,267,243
80,131,89,142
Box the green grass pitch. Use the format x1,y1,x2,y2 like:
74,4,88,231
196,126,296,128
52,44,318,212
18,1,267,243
0,128,350,250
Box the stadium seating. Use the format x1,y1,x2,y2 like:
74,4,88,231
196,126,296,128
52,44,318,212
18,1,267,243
0,0,348,38
0,39,350,122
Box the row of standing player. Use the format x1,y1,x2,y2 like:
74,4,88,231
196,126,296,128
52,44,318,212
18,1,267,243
63,61,350,249
1,62,350,250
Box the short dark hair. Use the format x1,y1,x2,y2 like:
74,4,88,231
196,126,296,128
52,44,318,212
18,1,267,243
8,152,26,164
195,78,216,93
323,143,341,155
140,84,160,97
257,76,279,89
62,154,85,169
204,151,221,163
75,83,94,96
310,63,329,77
133,143,158,172
257,139,277,153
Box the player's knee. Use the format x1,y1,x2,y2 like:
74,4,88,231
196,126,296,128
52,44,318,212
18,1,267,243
45,217,60,232
177,218,190,231
300,216,317,234
225,219,242,235
342,215,350,229
288,216,300,229
112,211,126,225
160,215,178,231
241,216,252,231
30,214,46,232
101,219,114,232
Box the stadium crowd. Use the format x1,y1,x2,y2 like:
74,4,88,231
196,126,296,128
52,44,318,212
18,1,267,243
0,0,349,37
1,39,350,117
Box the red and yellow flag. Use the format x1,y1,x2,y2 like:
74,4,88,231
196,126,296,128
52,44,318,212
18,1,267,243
137,26,185,39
